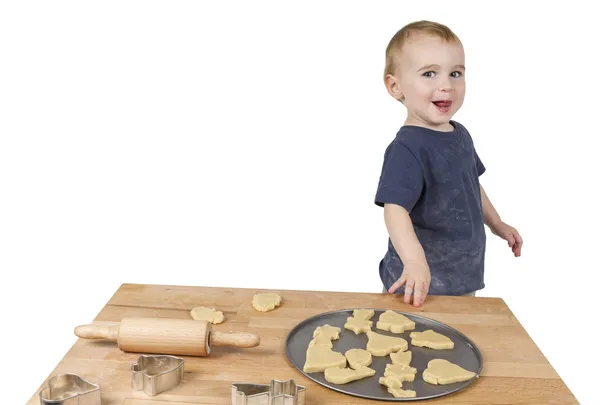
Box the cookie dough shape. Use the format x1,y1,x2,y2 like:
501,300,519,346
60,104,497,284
390,350,412,366
376,310,415,333
252,293,282,312
313,324,341,340
352,308,375,320
344,317,372,334
303,345,347,373
384,363,418,382
410,329,454,349
366,331,408,356
308,324,341,348
345,348,372,369
190,306,225,324
422,359,476,385
324,365,376,384
379,376,417,398
379,375,404,389
388,386,417,398
308,334,334,348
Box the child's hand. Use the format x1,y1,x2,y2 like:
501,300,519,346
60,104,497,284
388,261,431,307
491,221,523,257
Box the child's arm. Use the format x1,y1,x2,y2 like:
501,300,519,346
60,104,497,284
384,203,431,307
480,184,523,257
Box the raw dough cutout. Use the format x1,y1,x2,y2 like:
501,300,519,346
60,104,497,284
352,308,375,320
345,348,372,369
422,359,476,385
252,293,282,312
379,374,417,398
308,334,333,348
190,307,224,324
366,331,408,356
385,363,417,381
313,324,341,340
344,317,372,334
303,345,347,373
308,324,341,348
410,329,454,349
376,310,415,333
388,387,417,398
324,365,376,384
390,350,412,366
379,375,404,389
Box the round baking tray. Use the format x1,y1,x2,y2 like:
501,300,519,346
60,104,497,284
285,308,482,401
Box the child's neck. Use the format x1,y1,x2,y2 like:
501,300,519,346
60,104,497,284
404,117,454,132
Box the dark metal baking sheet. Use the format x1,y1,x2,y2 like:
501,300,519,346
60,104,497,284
285,309,482,401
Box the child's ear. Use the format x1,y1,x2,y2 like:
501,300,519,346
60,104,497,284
384,74,404,101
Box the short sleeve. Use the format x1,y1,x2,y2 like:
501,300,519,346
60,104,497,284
475,150,486,176
374,141,424,212
455,120,485,177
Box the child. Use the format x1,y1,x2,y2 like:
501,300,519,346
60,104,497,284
374,20,522,307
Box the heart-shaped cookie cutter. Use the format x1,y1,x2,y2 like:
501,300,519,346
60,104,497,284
232,378,306,405
39,373,100,405
131,354,184,396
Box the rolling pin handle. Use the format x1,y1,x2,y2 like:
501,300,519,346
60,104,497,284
74,324,119,341
209,331,260,348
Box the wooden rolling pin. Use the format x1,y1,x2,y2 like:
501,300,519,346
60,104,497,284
74,317,260,356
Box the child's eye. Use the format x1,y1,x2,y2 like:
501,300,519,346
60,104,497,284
451,71,462,78
422,71,435,77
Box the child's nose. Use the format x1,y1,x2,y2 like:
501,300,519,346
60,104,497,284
438,77,454,92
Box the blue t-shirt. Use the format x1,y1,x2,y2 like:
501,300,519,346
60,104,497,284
375,120,486,295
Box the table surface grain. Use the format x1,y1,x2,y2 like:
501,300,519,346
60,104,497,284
27,283,579,405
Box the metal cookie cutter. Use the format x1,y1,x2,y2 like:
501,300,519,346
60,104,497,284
39,373,100,405
131,354,184,396
232,379,306,405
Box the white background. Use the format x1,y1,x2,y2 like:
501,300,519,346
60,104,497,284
1,1,597,404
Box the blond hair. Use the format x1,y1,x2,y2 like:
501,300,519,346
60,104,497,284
384,20,461,81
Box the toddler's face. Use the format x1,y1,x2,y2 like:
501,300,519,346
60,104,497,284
389,35,466,131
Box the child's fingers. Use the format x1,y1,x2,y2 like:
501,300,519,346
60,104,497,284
506,232,516,247
413,282,427,307
513,231,523,256
388,274,406,294
404,279,416,304
514,231,523,245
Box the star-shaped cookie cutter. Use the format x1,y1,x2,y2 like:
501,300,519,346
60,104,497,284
131,354,184,396
231,378,306,405
39,373,101,405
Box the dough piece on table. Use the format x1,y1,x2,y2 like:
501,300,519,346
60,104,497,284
313,324,341,340
385,363,417,382
252,293,282,312
344,317,372,334
422,359,476,385
345,348,372,369
366,331,408,356
352,308,375,320
190,307,225,324
303,345,347,373
390,350,412,366
324,365,376,384
410,329,454,349
376,310,415,333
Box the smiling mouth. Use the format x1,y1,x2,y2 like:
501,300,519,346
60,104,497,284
432,100,452,112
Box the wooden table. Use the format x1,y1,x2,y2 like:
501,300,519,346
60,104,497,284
27,283,579,404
